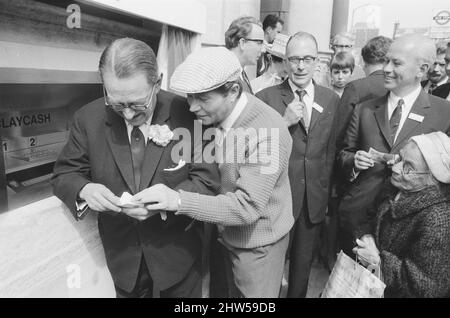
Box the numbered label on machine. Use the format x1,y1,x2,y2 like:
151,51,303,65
2,131,69,173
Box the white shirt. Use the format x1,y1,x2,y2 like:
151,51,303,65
387,85,422,142
423,76,449,92
124,114,154,145
288,79,315,127
216,92,248,143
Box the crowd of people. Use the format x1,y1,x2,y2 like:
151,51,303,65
51,13,450,298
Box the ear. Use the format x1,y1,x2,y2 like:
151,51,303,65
418,62,430,79
238,38,246,51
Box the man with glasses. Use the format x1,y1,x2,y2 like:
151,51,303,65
225,16,265,94
256,32,340,298
52,38,220,298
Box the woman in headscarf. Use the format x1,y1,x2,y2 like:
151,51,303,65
354,131,450,298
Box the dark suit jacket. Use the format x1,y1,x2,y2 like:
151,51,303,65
336,69,387,150
337,89,450,238
432,82,450,99
256,80,340,224
52,90,220,293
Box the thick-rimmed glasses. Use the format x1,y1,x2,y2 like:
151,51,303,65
331,44,352,50
287,56,317,66
103,83,157,112
243,38,264,45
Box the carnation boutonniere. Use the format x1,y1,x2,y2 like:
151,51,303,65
148,124,174,147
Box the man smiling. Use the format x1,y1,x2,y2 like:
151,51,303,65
338,34,450,258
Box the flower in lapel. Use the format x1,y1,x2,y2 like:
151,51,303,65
148,124,174,147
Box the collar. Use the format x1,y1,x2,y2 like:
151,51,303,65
438,76,449,86
388,84,422,109
288,79,314,98
219,93,248,131
124,113,154,143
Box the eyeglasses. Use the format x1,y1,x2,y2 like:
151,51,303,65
243,38,264,45
331,44,353,50
287,56,317,66
103,83,157,112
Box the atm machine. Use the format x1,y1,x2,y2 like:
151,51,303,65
0,68,102,211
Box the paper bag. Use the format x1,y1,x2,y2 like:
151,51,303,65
321,251,386,298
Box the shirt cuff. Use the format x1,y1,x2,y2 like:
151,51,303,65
75,200,89,220
349,168,360,182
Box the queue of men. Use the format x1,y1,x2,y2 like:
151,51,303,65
52,14,450,298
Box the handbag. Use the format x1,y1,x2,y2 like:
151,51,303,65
321,250,386,298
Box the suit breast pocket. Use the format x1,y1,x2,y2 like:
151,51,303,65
162,164,190,188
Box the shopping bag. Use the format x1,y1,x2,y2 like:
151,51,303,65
321,250,385,298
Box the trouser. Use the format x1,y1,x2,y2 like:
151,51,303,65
287,200,321,298
115,255,201,298
221,234,289,298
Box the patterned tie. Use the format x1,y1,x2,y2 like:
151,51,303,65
296,89,309,132
390,99,404,145
131,126,145,192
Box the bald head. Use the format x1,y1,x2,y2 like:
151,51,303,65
286,32,318,55
384,34,436,96
392,34,436,67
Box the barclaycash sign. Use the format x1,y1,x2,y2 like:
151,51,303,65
0,113,51,129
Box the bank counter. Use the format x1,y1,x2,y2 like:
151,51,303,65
0,195,115,297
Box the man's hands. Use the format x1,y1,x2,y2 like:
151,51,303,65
120,207,160,221
79,183,121,213
352,234,380,267
133,184,180,212
354,150,375,171
283,100,305,127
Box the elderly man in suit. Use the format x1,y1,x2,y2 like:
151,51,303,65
338,34,450,257
52,38,220,298
421,41,449,94
256,32,340,298
225,16,265,94
134,47,294,298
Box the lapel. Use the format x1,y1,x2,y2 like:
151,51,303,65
242,70,254,95
105,107,136,193
279,80,308,133
373,94,392,149
309,84,329,132
138,93,171,191
392,90,431,150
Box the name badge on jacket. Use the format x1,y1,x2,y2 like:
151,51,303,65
312,103,324,113
408,113,424,123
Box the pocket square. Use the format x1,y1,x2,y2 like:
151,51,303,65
163,159,186,171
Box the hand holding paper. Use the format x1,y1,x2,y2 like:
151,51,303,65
133,183,181,217
119,192,165,221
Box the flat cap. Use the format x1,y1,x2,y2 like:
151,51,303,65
170,47,242,94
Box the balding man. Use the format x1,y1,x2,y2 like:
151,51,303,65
52,38,220,298
256,32,340,298
225,16,265,94
337,34,450,257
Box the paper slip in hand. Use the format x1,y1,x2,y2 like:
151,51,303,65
369,147,397,164
119,192,144,208
312,102,324,113
120,192,167,221
164,159,186,171
408,113,424,122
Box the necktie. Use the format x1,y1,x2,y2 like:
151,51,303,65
242,71,254,95
428,83,437,94
131,126,145,192
296,89,309,132
390,99,404,144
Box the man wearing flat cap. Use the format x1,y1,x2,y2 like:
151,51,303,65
338,34,450,259
52,38,220,298
133,46,294,297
